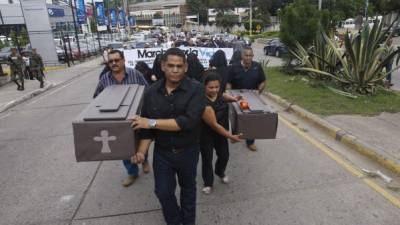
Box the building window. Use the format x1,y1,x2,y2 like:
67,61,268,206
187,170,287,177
8,0,13,4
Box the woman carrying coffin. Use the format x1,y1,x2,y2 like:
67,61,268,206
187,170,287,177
200,72,242,194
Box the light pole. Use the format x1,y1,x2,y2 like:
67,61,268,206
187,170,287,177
249,0,252,36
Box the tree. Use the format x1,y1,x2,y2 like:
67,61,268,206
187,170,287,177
370,0,400,15
216,13,239,27
19,27,30,46
280,0,325,48
186,0,209,24
9,30,17,47
90,17,98,33
153,12,162,19
209,0,234,12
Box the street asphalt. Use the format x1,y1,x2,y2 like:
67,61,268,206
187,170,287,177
0,52,399,225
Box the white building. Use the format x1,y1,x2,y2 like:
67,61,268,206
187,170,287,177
208,7,249,23
128,0,187,26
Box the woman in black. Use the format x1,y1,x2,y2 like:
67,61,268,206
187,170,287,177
201,72,242,194
186,52,205,82
135,61,155,84
151,54,164,81
209,50,229,94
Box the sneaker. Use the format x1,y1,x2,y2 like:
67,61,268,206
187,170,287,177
247,144,257,151
142,161,150,174
202,186,212,194
221,176,229,184
122,175,138,187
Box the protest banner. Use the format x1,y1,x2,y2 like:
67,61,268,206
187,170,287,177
124,47,233,68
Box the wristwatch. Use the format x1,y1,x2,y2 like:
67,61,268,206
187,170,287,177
148,119,157,129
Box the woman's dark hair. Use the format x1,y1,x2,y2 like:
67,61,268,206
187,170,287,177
203,71,221,86
186,53,204,82
229,50,242,64
135,61,152,77
209,50,227,68
152,54,164,80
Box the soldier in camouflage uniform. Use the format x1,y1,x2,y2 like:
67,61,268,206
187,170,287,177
30,48,45,88
7,48,25,91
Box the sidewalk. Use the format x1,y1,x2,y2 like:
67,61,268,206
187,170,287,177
0,57,103,113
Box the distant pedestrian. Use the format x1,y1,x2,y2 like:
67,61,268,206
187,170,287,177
8,48,25,91
200,72,242,194
29,48,45,88
209,50,229,94
135,61,156,84
152,54,165,80
383,37,395,88
131,48,205,225
227,46,266,152
229,50,242,65
93,49,150,187
186,52,204,82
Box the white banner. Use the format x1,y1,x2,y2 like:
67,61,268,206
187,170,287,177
124,47,234,69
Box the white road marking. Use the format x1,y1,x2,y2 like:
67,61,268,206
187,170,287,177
60,195,75,203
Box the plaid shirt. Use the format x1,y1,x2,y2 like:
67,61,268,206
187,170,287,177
93,67,148,98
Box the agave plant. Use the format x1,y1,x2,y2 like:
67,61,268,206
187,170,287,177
290,31,338,80
296,20,400,95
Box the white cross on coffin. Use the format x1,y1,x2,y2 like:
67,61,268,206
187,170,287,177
93,130,117,153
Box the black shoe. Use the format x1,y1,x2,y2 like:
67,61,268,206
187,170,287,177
40,82,44,88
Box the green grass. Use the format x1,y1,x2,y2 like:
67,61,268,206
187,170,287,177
266,67,400,116
249,31,280,42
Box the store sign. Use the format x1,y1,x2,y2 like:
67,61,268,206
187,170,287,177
48,8,65,17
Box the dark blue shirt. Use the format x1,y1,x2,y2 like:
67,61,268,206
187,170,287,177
93,67,148,98
228,61,266,90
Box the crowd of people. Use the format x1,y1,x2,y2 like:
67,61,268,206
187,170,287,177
94,46,266,225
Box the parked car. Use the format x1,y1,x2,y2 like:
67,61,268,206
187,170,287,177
391,26,400,37
264,39,288,57
107,42,124,50
56,46,67,62
0,47,12,61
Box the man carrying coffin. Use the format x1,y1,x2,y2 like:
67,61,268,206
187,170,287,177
93,49,150,187
226,46,266,152
131,48,206,225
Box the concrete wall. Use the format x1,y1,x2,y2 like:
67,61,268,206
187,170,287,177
20,0,58,65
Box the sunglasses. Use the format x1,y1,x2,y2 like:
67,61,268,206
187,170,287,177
108,58,122,64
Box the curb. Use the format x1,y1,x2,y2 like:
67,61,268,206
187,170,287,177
0,82,55,113
263,91,400,175
0,57,102,113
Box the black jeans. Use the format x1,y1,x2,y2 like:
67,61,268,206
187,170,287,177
200,134,229,187
153,145,200,225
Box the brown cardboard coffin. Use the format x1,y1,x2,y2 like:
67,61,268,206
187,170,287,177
228,89,278,139
72,84,145,162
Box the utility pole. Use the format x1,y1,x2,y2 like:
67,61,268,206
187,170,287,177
249,0,252,36
70,0,81,60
